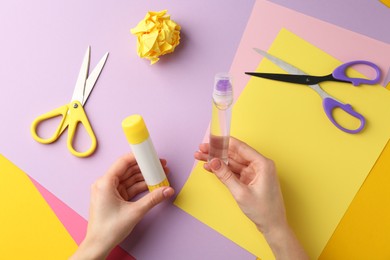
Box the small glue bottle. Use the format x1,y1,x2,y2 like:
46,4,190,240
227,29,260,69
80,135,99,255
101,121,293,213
122,114,170,192
208,73,234,164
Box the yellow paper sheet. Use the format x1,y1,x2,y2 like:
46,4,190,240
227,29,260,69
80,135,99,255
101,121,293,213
380,0,390,8
0,154,77,259
320,137,390,259
319,84,390,258
174,29,390,259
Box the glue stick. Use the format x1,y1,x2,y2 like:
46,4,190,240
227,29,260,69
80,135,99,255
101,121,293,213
208,73,233,164
122,114,169,192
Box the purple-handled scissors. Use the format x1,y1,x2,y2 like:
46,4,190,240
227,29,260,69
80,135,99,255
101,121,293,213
246,60,381,86
245,48,382,134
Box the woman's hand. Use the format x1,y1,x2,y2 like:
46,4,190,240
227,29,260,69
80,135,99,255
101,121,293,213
195,137,308,259
71,153,174,260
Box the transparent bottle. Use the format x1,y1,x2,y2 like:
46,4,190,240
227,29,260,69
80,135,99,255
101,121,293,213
208,73,233,164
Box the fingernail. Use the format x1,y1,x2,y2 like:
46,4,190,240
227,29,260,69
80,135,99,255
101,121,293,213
210,159,221,171
163,187,174,198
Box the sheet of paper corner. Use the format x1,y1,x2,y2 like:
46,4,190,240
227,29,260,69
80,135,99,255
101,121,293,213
385,67,390,88
0,154,78,259
380,0,390,8
0,154,135,260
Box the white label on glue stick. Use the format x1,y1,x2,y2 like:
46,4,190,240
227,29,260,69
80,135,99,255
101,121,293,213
130,138,166,186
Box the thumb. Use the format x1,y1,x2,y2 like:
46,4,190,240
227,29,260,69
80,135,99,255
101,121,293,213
136,186,175,215
209,158,242,194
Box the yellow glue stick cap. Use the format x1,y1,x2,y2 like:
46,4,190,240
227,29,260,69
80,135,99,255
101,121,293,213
122,115,150,144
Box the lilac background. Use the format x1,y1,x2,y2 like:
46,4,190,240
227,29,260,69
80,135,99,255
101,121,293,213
1,0,389,259
269,0,390,44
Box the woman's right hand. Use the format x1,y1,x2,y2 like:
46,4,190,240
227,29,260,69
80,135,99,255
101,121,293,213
195,137,308,259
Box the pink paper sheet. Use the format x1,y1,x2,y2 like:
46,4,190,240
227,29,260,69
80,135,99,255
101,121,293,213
230,1,390,99
30,177,135,260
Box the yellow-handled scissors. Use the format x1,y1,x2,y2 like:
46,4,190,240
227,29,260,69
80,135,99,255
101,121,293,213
31,46,109,157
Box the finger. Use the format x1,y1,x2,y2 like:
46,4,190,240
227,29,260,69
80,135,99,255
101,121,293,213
121,172,145,189
159,159,170,175
163,166,170,175
194,143,210,162
198,143,210,153
203,156,246,175
120,164,142,182
194,151,208,162
121,166,169,194
226,158,247,175
120,159,168,181
135,187,175,215
106,153,138,180
160,159,167,167
203,162,211,172
229,137,268,165
126,181,149,200
209,158,243,194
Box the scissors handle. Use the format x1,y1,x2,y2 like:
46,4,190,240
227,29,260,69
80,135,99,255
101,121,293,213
333,60,381,86
31,101,97,157
322,98,365,134
31,104,69,144
65,101,97,157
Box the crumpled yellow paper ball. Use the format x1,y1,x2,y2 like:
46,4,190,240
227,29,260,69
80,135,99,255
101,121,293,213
130,10,181,64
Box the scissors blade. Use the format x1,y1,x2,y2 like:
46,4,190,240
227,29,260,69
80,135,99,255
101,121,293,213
245,72,315,84
82,52,109,106
245,72,349,85
71,46,91,103
253,48,307,75
253,48,338,102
